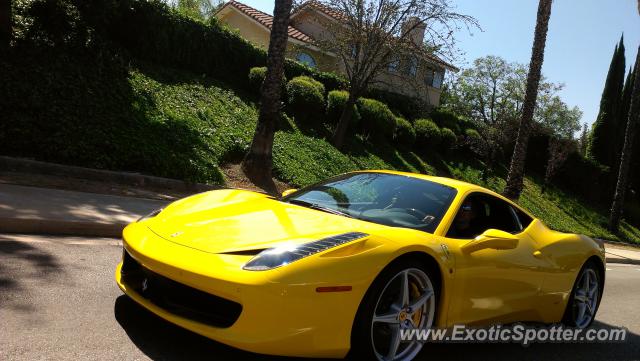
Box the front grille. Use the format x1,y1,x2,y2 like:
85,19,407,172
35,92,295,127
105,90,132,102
120,250,242,328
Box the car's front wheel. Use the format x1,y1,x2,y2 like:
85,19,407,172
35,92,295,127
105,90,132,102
350,259,437,361
562,260,602,328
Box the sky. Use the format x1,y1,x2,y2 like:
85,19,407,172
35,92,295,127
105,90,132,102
235,0,640,127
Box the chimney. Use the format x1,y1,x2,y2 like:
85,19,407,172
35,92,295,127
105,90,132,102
401,17,426,45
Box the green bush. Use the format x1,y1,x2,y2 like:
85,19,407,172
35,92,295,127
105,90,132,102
357,98,397,139
440,127,457,150
326,90,360,127
414,118,441,148
394,117,416,147
248,66,267,90
464,128,482,143
286,76,325,124
430,108,462,134
248,66,287,94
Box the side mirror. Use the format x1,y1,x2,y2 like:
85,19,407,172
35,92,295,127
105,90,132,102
281,189,298,197
460,229,519,253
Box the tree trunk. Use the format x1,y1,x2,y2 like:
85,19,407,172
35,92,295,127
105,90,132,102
242,0,292,193
503,0,553,200
331,91,357,150
609,47,640,232
0,0,11,49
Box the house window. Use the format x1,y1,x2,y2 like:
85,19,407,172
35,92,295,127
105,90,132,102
425,69,444,89
388,58,400,73
406,56,418,77
433,70,444,89
296,52,317,68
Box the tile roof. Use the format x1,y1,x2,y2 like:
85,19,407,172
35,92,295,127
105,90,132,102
225,1,313,43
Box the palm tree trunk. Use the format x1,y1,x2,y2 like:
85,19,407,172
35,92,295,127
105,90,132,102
0,0,11,49
242,0,293,193
609,48,640,232
503,0,553,200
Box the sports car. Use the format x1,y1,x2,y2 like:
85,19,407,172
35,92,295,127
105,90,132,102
115,170,605,360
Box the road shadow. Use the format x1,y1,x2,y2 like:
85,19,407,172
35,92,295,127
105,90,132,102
0,235,63,310
114,294,639,361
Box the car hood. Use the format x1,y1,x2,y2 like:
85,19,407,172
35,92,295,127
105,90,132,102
145,189,385,254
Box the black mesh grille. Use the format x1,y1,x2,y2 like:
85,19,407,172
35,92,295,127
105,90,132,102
120,250,242,328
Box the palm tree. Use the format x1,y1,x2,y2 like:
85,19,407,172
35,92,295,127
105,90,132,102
1,0,11,48
609,48,640,231
503,0,553,200
242,0,293,193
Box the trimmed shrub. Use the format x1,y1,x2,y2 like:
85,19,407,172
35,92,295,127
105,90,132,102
414,118,441,148
464,128,482,142
286,76,325,124
394,117,416,147
293,75,325,94
248,66,267,90
440,127,457,150
357,98,397,140
326,90,360,127
248,66,286,94
430,108,462,134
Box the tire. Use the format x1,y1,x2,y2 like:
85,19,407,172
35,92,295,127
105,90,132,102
562,260,603,328
350,258,438,361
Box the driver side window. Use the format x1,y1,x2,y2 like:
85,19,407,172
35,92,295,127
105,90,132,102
446,193,522,239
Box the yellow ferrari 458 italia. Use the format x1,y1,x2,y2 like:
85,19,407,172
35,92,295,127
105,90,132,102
116,170,605,360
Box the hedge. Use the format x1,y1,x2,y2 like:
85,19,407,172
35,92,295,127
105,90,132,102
440,127,457,150
394,117,416,148
414,118,441,148
430,108,462,134
357,98,397,140
326,90,360,127
286,76,325,124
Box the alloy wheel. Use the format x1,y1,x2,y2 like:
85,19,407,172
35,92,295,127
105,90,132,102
572,268,599,328
370,268,435,361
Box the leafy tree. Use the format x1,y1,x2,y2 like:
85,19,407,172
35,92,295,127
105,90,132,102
166,0,222,21
587,36,626,168
1,0,10,48
313,0,478,149
542,137,573,193
578,123,589,156
444,56,526,126
503,0,553,200
242,0,293,192
610,47,640,231
444,55,580,181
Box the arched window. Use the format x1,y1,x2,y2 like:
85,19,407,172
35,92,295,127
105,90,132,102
296,52,317,68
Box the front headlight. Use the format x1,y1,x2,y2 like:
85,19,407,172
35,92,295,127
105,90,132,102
243,232,368,271
137,208,163,222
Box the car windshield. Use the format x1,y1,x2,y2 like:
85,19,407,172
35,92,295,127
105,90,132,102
283,172,457,233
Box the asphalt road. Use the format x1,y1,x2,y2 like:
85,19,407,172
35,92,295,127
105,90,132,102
1,234,639,361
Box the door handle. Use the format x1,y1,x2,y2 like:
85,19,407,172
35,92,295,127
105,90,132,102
533,250,543,258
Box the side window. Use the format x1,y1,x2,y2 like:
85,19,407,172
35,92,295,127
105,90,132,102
446,193,522,239
513,207,533,230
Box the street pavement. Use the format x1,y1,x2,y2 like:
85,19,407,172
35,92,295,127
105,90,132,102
1,233,639,361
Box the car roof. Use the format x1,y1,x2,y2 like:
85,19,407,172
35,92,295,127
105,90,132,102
355,170,535,218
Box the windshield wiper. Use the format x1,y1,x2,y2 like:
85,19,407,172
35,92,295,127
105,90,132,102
287,199,354,218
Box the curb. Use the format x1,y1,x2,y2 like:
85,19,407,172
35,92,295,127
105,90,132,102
605,253,640,266
0,217,125,238
0,156,219,193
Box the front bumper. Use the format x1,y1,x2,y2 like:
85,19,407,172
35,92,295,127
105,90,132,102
115,222,367,358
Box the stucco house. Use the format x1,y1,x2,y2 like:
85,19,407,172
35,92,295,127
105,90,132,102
215,0,457,107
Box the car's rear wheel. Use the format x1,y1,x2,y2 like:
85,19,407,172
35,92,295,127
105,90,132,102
562,260,602,328
350,259,437,361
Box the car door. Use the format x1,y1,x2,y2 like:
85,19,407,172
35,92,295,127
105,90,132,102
444,192,548,326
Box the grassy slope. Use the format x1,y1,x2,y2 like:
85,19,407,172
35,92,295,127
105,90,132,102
86,67,640,245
